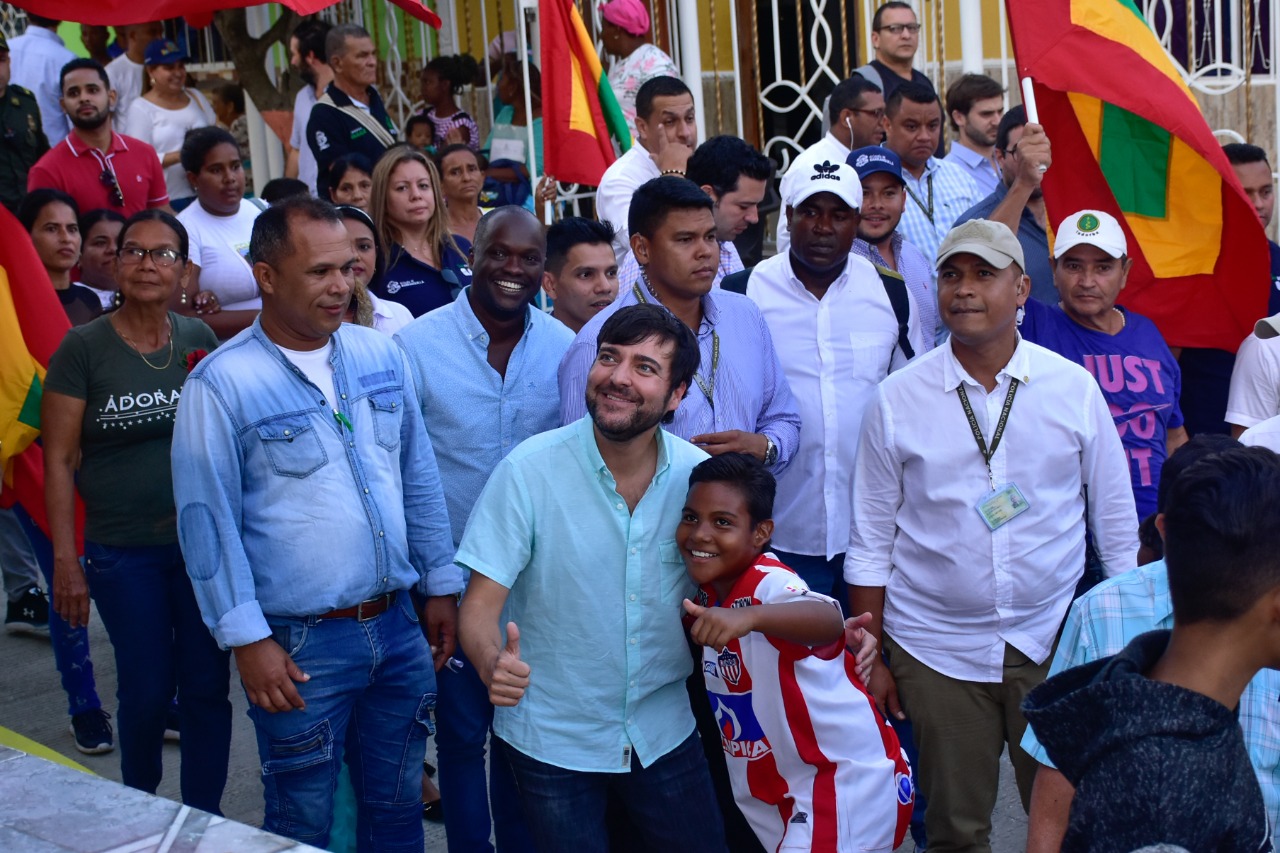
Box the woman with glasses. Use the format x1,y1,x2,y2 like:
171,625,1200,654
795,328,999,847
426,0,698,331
369,144,473,317
41,209,232,815
18,189,102,326
123,40,216,211
175,127,262,339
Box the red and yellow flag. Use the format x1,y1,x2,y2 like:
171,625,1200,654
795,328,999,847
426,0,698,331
540,0,632,187
1008,0,1270,351
0,204,75,537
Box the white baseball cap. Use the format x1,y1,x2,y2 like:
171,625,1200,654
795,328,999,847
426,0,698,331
1053,209,1128,259
786,159,863,211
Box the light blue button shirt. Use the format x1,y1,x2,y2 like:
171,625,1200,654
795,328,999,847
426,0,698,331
944,142,1001,197
396,288,574,548
456,417,709,771
172,319,460,649
1020,559,1280,837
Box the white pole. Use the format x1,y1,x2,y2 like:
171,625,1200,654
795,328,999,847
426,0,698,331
676,0,708,141
958,0,984,74
514,0,545,222
1019,77,1048,175
728,0,745,139
998,0,1010,105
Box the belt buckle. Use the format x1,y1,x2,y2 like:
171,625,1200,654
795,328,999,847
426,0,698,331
355,595,382,622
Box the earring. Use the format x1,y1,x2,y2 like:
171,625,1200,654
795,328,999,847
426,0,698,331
1016,306,1025,326
180,287,189,306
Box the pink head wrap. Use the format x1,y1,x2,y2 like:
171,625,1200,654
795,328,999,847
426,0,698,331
601,0,651,37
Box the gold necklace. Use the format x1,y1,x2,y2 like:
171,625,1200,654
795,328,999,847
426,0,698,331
114,315,175,371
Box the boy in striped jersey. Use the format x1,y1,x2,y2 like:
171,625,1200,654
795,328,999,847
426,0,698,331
679,453,914,851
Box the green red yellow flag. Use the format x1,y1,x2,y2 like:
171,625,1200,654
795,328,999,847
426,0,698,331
540,0,632,186
0,203,74,537
1007,0,1270,351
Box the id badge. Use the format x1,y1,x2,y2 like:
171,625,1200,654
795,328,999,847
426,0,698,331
975,483,1030,531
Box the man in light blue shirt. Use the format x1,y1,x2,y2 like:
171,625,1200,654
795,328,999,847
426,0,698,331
458,303,727,852
1022,434,1280,851
943,73,1004,197
173,197,459,851
8,15,72,146
560,176,800,473
396,206,567,853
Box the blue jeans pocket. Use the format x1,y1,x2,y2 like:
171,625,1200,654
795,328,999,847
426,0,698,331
260,718,336,842
269,621,310,658
83,541,128,576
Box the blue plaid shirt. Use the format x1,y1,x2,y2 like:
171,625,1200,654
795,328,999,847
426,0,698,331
897,157,983,275
1020,559,1280,837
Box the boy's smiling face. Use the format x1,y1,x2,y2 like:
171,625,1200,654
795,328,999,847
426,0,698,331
679,481,773,600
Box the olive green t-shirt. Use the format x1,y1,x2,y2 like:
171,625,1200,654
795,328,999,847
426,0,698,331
44,312,218,546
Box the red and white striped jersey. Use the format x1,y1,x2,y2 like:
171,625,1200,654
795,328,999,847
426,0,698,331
694,554,913,852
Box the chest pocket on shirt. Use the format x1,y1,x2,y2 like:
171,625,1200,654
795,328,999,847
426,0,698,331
256,416,327,478
659,539,693,604
368,390,403,451
851,335,896,380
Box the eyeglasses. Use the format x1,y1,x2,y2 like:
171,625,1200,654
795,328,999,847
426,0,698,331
851,107,886,120
877,23,921,35
99,169,124,207
118,247,183,267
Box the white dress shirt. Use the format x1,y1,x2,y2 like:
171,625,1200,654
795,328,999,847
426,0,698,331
775,132,852,254
1227,318,1280,430
595,144,660,263
746,251,921,559
7,26,74,146
846,337,1138,682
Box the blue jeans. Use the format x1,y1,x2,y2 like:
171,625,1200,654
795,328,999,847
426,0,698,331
12,505,100,716
499,732,727,853
770,549,846,601
83,540,232,813
434,648,534,853
249,592,435,852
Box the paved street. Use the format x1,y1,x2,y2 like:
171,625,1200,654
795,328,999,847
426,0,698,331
0,604,1027,852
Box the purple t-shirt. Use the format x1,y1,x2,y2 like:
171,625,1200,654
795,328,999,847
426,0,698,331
1020,298,1183,521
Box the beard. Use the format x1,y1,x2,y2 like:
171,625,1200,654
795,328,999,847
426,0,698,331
586,383,673,442
69,107,110,131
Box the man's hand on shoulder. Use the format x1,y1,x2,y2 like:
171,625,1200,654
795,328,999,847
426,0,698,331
234,637,310,713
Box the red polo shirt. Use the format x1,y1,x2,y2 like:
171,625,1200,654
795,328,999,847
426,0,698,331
28,130,169,216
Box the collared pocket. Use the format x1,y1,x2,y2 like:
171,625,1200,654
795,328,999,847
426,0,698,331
256,416,327,478
659,539,694,604
368,390,403,451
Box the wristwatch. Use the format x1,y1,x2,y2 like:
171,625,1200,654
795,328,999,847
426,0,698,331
762,435,778,467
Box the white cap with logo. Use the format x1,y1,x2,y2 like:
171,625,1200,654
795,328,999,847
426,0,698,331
1053,209,1128,259
786,159,863,211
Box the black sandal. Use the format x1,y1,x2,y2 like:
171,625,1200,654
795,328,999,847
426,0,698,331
422,799,444,822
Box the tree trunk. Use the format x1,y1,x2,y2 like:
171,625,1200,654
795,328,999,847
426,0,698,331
213,8,301,114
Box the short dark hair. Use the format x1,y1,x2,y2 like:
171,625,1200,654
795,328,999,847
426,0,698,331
324,152,374,201
59,58,109,93
1164,446,1280,624
945,73,1005,131
685,136,773,198
79,207,126,238
18,188,79,232
326,23,371,64
472,205,543,259
1224,142,1271,169
261,178,311,205
424,54,481,94
872,1,915,31
688,453,777,526
251,196,342,267
404,114,433,139
212,82,245,115
885,81,939,118
1157,434,1243,514
180,126,240,174
546,217,616,275
830,76,882,125
292,18,332,64
635,76,691,122
996,105,1028,153
628,176,714,241
434,143,482,173
118,209,190,259
26,15,60,29
596,303,700,404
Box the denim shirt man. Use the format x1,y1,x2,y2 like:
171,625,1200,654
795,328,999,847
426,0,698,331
173,318,459,647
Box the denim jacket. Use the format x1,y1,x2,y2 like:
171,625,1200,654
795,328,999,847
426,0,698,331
172,319,459,649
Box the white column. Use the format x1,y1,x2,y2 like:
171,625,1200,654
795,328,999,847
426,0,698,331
675,0,708,140
959,0,984,74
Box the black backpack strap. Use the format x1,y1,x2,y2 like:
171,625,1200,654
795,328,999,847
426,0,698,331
720,266,754,295
874,265,915,361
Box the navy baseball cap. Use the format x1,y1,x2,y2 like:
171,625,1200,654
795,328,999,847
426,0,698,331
848,146,905,185
144,39,188,67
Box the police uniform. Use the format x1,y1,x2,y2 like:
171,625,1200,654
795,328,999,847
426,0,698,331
0,34,49,213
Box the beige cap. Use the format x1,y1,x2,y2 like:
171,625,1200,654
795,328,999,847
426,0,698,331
935,219,1026,271
1054,209,1127,259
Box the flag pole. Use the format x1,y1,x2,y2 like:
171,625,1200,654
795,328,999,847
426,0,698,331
1019,76,1048,174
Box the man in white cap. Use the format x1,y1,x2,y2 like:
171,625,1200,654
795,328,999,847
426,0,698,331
600,0,679,138
1019,209,1187,526
733,158,921,598
846,218,1138,852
